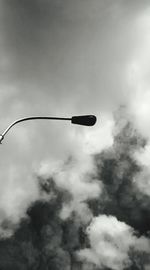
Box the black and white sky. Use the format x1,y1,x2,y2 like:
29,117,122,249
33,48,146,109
1,1,150,268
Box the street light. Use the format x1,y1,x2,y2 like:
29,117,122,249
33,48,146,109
0,115,97,144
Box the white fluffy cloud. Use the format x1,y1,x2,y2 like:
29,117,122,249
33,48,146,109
77,215,150,270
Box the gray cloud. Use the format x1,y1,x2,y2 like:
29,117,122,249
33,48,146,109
1,0,149,111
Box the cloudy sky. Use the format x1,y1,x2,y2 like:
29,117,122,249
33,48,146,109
1,0,150,268
0,0,148,219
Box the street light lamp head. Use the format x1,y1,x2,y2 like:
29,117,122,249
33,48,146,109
71,115,97,126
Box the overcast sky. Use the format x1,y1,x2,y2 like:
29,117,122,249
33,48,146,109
0,0,150,230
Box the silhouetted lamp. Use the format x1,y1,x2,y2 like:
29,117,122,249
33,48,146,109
0,115,97,144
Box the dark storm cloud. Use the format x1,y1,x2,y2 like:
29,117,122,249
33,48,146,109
0,115,150,270
90,113,150,235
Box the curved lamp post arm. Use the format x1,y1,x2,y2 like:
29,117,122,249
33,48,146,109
1,117,71,138
0,115,96,144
